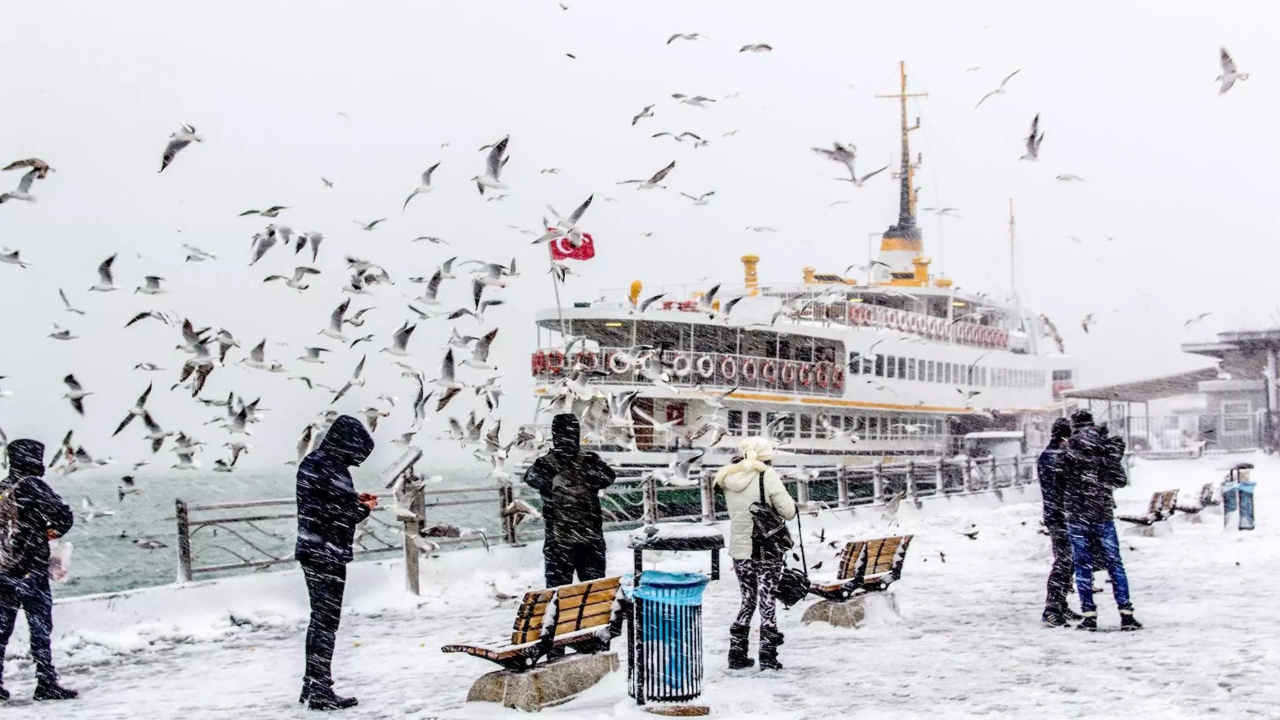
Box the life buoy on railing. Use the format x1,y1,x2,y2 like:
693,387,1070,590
815,363,831,388
833,367,845,390
884,311,897,330
983,328,995,346
673,354,692,377
609,351,629,374
739,357,757,382
996,330,1008,347
798,364,813,388
907,314,920,334
532,351,546,376
696,355,715,379
781,362,798,386
720,355,739,381
548,350,565,374
578,350,598,370
762,360,778,385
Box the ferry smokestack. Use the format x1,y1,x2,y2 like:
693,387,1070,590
741,254,760,295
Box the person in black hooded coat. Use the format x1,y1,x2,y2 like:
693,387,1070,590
1037,418,1081,626
294,415,376,711
524,414,616,587
0,439,77,702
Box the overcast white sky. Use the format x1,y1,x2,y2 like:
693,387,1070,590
0,0,1273,470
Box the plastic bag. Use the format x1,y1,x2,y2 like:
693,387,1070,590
48,540,73,583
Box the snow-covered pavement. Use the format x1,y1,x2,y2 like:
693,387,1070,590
2,455,1276,719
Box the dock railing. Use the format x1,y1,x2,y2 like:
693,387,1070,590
175,454,1037,590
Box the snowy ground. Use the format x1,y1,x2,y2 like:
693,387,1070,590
2,455,1276,719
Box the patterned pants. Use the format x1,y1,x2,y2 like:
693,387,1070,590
733,559,783,629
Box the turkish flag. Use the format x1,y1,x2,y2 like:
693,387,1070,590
550,231,595,261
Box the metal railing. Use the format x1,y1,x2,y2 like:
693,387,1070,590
534,347,844,398
174,455,1037,589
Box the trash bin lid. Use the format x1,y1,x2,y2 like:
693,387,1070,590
635,571,710,604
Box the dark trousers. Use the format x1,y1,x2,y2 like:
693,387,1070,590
302,562,347,692
544,539,607,588
0,573,58,686
1045,525,1075,614
1067,522,1132,613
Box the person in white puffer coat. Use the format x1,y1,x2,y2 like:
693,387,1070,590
714,436,797,671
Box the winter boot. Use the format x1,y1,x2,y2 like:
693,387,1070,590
1119,610,1143,631
728,624,754,670
32,682,78,701
1062,607,1083,622
758,627,784,671
308,690,359,712
1041,609,1068,627
1076,611,1098,632
0,684,9,702
299,677,313,704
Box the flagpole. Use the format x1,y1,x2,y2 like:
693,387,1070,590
548,241,568,339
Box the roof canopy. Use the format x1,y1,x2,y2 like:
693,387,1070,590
1062,367,1219,402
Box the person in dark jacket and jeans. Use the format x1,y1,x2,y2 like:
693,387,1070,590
524,414,616,587
1063,410,1142,631
1038,418,1082,627
0,439,77,702
295,415,377,711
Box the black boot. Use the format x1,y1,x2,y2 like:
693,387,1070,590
1062,607,1083,622
0,684,9,702
1076,612,1097,632
1119,610,1143,631
299,677,312,705
33,681,78,701
759,627,784,671
1041,609,1068,628
308,689,358,712
728,624,754,670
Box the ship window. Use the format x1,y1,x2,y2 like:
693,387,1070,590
747,411,762,435
696,325,738,355
943,363,952,384
907,358,917,381
886,356,897,379
868,416,880,438
926,360,935,383
800,414,813,438
742,330,778,360
845,415,863,434
874,355,885,377
574,319,634,349
1052,369,1072,381
728,410,743,434
981,367,988,386
897,357,906,379
848,351,862,375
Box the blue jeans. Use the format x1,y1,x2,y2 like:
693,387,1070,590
1066,522,1132,613
0,573,59,685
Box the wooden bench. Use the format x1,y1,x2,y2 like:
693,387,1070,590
442,576,625,672
809,535,913,602
1117,489,1179,526
1176,483,1219,514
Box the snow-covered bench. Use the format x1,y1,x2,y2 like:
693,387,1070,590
1175,483,1219,515
442,576,625,672
1117,490,1179,526
808,535,914,602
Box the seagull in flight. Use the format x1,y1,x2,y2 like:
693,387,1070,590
975,69,1021,109
0,249,29,267
1217,47,1249,94
631,104,655,125
159,123,203,173
381,322,417,357
3,158,54,179
331,355,367,405
671,94,715,108
0,169,38,204
1185,312,1213,327
89,254,118,292
746,226,776,233
239,205,288,217
739,43,772,53
1020,114,1044,161
264,266,321,291
681,191,715,206
667,33,709,44
112,383,153,436
473,135,510,195
1056,174,1085,182
617,161,675,189
353,218,385,231
402,162,441,212
1081,313,1097,334
59,289,85,315
62,374,92,415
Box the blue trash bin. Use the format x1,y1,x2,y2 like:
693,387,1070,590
628,571,709,705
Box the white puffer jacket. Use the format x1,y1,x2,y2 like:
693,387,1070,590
715,457,798,560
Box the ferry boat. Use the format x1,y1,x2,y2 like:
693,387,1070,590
524,63,1077,477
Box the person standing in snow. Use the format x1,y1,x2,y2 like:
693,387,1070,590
0,439,77,702
1062,410,1142,631
524,413,617,587
295,415,378,711
715,436,797,671
1038,417,1082,627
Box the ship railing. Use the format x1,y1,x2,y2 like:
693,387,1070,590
532,347,845,398
175,455,1036,588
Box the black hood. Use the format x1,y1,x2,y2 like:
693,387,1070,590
317,415,375,466
6,439,45,478
551,413,581,455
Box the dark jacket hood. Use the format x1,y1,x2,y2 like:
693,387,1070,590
7,439,45,478
551,413,581,455
317,415,374,466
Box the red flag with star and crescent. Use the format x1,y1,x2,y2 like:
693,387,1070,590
550,231,595,261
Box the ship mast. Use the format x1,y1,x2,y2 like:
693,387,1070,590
1008,198,1017,301
874,62,929,282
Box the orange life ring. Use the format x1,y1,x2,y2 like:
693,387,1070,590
781,362,798,386
833,367,845,390
548,350,565,373
815,363,830,388
739,357,756,382
696,355,715,378
578,350,597,369
762,360,778,384
799,364,814,387
532,351,546,376
720,355,739,381
609,351,629,374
